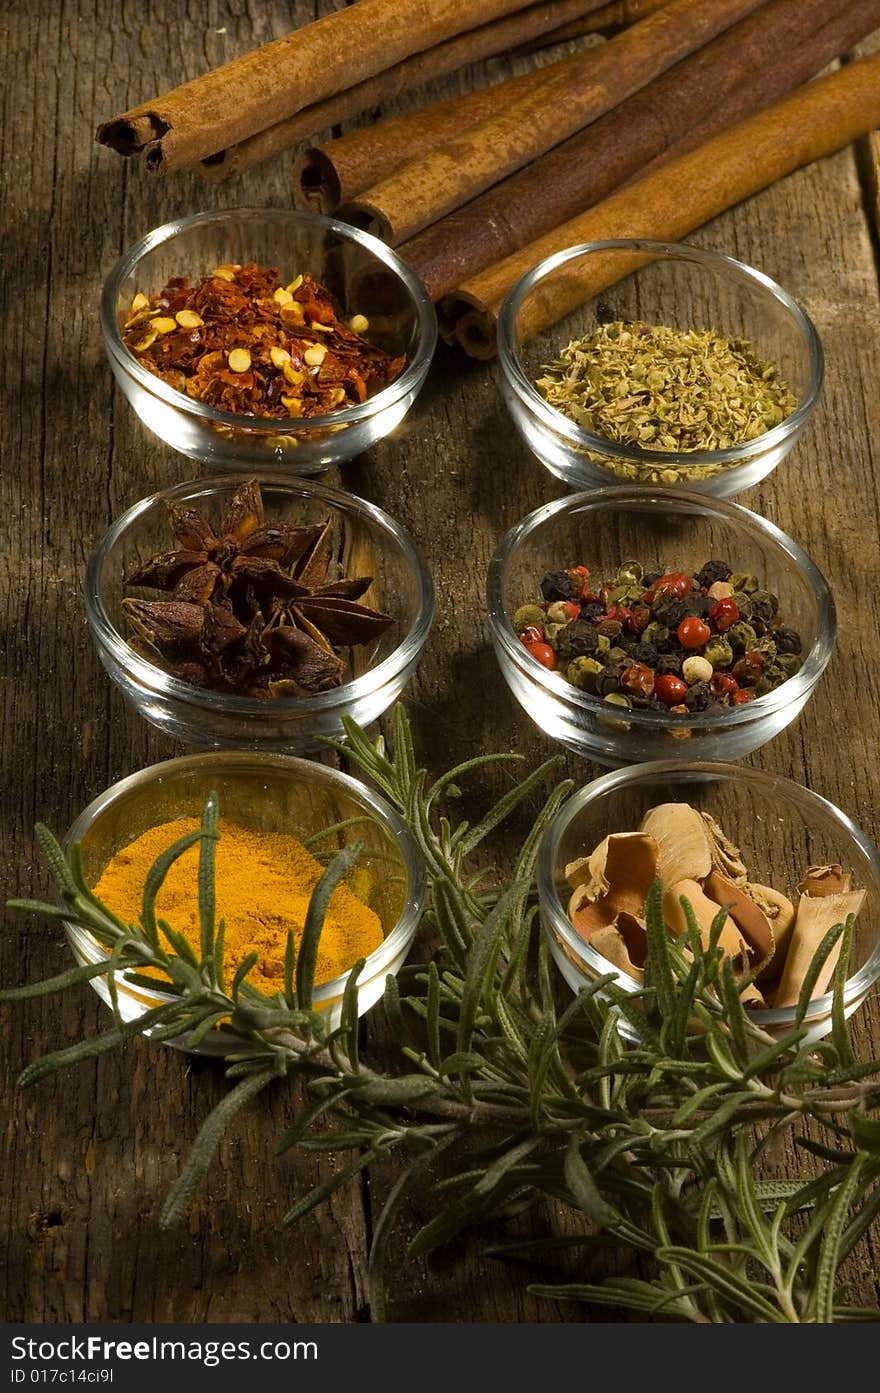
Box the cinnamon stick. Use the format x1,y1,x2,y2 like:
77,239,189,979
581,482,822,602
96,0,546,174
340,0,768,245
442,48,880,358
537,0,673,43
401,0,880,301
293,63,564,214
202,0,610,184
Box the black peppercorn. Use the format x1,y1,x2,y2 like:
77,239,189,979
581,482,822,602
556,618,599,665
773,626,802,655
684,681,713,711
655,651,683,676
580,600,605,622
627,641,659,667
540,571,574,602
696,559,732,588
596,665,624,696
653,598,690,628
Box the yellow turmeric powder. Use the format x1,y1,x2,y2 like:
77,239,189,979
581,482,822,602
92,817,383,995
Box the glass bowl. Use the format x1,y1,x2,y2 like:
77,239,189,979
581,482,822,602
63,751,426,1054
537,761,880,1044
487,487,835,766
85,474,434,751
101,208,437,471
497,239,823,498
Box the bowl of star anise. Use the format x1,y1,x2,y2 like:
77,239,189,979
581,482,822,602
85,476,434,750
101,209,437,471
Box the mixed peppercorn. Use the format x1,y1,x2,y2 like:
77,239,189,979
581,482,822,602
122,263,406,420
513,559,804,715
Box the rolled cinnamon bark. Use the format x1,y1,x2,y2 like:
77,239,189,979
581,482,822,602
96,0,545,174
340,0,767,245
203,0,610,184
539,0,672,42
293,64,558,213
442,48,880,357
401,0,861,301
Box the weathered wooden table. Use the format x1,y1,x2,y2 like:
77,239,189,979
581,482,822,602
3,0,880,1323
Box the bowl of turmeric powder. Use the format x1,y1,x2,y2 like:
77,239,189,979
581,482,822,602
61,751,426,1053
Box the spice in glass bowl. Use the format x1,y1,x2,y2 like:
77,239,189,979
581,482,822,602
564,802,864,1009
121,478,393,697
535,321,797,482
513,556,803,715
122,262,406,419
93,816,382,996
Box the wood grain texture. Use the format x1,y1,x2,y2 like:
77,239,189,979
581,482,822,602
2,0,880,1322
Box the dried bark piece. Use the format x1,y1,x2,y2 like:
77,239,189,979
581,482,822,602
798,864,851,898
638,803,713,886
570,832,657,941
591,918,646,982
700,811,748,883
703,871,774,962
663,877,750,961
744,883,796,972
774,878,866,1008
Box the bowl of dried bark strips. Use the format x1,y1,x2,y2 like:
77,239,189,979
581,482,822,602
101,208,437,471
85,475,433,750
537,761,880,1045
62,751,426,1053
497,239,823,498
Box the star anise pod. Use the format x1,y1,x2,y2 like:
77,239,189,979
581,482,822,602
121,479,393,696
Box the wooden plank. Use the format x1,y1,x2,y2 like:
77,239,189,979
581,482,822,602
3,0,880,1323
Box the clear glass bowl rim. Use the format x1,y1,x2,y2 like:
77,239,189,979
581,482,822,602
536,758,880,1024
62,750,428,1008
85,472,435,716
100,207,438,433
486,485,836,732
496,238,824,471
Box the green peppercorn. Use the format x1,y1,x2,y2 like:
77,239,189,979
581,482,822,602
776,652,802,676
607,645,628,665
596,633,612,657
727,620,758,654
544,622,566,646
566,656,603,691
704,636,734,669
616,560,643,585
603,692,632,708
730,572,758,594
754,636,778,661
514,604,546,632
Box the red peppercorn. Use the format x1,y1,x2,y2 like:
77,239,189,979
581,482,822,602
710,672,739,698
567,565,591,598
733,651,763,686
653,572,693,599
524,640,556,670
629,605,652,635
655,674,688,707
620,662,655,698
562,601,580,621
731,690,754,705
605,604,633,626
709,597,739,632
518,626,544,646
677,616,712,649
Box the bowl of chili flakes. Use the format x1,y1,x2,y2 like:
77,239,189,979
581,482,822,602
101,209,437,472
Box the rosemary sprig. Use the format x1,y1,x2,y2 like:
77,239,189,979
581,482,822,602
4,706,880,1322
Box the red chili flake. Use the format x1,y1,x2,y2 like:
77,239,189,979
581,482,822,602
122,264,406,422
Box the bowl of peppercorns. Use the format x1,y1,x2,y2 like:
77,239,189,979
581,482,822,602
487,488,835,765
